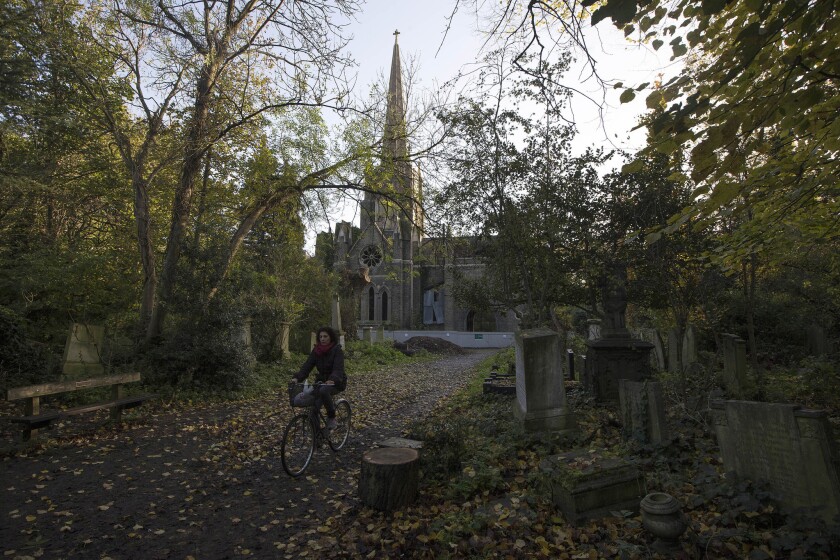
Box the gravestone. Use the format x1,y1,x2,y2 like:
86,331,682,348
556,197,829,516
362,327,373,344
638,328,666,371
540,450,645,523
682,324,698,366
721,334,747,397
278,322,291,360
377,325,385,343
62,323,106,378
567,350,575,381
330,294,342,333
618,380,668,445
513,329,576,434
574,355,585,382
667,328,680,373
711,400,840,522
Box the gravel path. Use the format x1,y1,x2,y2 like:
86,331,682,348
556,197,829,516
1,350,496,560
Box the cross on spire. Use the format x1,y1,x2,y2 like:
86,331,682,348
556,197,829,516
393,29,399,43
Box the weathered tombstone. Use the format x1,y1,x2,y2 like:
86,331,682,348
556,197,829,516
681,324,698,366
540,450,645,523
721,334,747,397
62,323,106,379
806,325,828,357
330,294,342,333
362,327,373,344
667,328,680,373
237,317,256,365
618,380,669,445
583,264,654,402
711,400,840,522
377,325,385,343
513,329,576,434
638,328,666,371
586,319,602,341
278,322,291,360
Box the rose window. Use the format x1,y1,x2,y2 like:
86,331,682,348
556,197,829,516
360,244,384,268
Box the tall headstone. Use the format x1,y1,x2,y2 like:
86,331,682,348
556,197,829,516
721,333,747,397
618,380,668,445
62,323,106,379
682,324,698,366
583,264,654,402
514,329,576,434
667,328,681,373
363,327,373,344
331,294,342,333
711,400,840,522
278,322,291,360
377,325,385,343
638,328,666,371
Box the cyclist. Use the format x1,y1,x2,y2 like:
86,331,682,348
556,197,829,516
293,326,346,429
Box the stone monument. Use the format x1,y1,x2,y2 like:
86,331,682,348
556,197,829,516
711,400,840,522
583,264,654,402
513,328,576,434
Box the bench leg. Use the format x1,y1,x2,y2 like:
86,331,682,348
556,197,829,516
110,384,124,421
23,397,39,442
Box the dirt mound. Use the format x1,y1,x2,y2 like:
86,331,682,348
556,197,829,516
402,336,466,355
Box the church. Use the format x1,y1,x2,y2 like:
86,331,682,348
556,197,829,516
324,33,517,333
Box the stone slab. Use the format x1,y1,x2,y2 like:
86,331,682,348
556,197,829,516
61,323,105,378
711,400,840,522
540,450,645,524
377,437,423,449
583,337,653,402
618,380,668,445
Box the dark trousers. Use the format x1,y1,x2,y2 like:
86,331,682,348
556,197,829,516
315,384,339,418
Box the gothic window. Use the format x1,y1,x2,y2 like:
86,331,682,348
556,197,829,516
360,244,383,268
381,291,389,322
367,286,375,321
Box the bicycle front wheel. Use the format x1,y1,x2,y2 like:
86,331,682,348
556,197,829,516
328,399,351,451
281,413,315,477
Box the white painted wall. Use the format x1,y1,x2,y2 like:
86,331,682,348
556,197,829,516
360,330,515,348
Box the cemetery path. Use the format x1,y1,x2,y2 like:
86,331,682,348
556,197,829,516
0,349,496,560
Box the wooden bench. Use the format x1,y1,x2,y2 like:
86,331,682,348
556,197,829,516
5,372,155,441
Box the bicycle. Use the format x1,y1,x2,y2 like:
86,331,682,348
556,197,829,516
281,381,351,477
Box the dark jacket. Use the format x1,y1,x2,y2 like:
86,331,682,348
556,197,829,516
294,344,347,390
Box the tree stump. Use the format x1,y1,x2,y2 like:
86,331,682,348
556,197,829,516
359,447,420,511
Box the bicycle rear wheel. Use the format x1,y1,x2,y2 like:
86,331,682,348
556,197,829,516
281,413,314,477
328,399,351,451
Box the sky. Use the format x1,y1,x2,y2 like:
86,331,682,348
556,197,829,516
306,0,681,249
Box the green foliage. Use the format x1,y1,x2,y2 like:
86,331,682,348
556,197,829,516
141,309,257,392
342,340,418,375
0,305,57,391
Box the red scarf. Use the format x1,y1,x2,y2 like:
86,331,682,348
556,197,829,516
313,342,335,356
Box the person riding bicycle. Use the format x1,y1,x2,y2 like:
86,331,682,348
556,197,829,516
293,326,346,430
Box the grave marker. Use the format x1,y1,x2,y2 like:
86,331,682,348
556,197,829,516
618,380,668,445
514,329,576,433
711,400,840,522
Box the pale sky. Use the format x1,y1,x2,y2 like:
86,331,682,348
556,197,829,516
306,0,680,249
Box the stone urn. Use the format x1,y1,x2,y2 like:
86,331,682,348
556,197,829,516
640,492,687,552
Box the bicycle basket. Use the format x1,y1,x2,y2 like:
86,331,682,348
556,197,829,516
288,382,314,407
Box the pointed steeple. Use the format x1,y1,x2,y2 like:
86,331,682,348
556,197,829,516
384,29,407,161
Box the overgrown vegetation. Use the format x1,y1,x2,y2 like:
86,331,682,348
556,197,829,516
336,350,840,559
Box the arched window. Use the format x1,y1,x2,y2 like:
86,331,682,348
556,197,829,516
381,291,389,322
367,287,375,321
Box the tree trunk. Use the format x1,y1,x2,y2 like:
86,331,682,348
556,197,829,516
359,447,420,511
147,60,219,342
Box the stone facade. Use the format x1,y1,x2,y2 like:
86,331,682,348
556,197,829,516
324,35,516,333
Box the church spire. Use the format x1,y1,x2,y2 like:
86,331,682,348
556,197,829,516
384,29,407,161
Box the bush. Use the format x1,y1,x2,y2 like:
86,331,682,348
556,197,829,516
142,311,256,392
0,305,57,391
